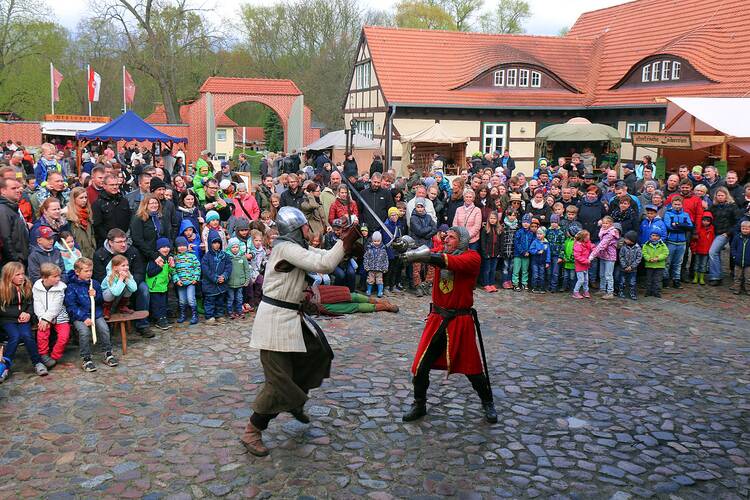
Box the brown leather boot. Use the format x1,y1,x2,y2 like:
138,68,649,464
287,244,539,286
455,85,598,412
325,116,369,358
375,300,399,313
240,421,269,456
103,301,113,320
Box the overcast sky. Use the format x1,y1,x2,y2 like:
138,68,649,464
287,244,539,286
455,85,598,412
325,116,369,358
53,0,628,36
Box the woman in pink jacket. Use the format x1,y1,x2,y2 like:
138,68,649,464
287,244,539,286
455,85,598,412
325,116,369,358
232,184,260,221
588,216,620,299
452,188,483,250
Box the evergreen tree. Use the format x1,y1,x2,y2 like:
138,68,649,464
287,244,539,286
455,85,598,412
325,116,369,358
263,110,284,152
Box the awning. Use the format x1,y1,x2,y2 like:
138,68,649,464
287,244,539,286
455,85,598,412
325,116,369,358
41,121,105,137
304,129,380,151
664,97,750,154
76,110,187,143
536,117,621,143
399,123,469,145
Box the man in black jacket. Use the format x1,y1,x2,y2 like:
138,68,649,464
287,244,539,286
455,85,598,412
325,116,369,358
93,228,153,338
150,176,179,239
280,173,304,208
0,175,30,263
92,174,132,247
358,172,394,232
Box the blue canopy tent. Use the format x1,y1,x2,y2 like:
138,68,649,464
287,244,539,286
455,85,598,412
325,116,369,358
75,110,188,174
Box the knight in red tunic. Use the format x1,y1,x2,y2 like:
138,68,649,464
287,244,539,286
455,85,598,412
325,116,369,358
401,226,497,423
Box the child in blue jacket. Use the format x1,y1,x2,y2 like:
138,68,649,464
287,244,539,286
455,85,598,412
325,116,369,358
529,227,551,293
730,220,750,294
201,229,232,323
64,257,118,372
663,196,694,287
512,214,536,291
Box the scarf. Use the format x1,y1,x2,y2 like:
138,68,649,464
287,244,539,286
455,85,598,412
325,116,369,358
77,207,90,230
149,211,162,235
275,227,308,249
531,198,545,209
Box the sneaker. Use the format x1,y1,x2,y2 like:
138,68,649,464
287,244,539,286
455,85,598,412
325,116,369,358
395,284,405,291
156,318,171,330
489,285,498,292
572,292,583,299
513,285,521,292
34,362,48,376
104,352,119,367
40,354,56,369
0,368,8,383
82,359,97,372
206,317,216,323
601,293,615,300
137,327,155,339
583,291,591,298
672,280,682,289
502,281,513,289
483,285,493,292
521,284,528,291
216,316,228,324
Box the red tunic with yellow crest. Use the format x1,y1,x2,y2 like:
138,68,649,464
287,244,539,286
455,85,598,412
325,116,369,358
410,249,483,376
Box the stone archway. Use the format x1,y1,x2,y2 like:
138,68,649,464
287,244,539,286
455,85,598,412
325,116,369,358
183,77,312,160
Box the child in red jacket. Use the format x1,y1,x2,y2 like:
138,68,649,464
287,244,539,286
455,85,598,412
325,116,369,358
690,211,715,285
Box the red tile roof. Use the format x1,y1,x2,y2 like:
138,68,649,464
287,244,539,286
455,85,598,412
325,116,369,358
235,126,265,142
199,77,302,96
216,113,237,127
363,0,750,109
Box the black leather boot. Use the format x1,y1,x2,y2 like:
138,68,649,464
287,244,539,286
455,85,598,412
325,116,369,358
290,407,310,424
402,400,427,422
482,400,498,423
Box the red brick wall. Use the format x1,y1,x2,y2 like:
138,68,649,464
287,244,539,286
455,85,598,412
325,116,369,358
0,122,42,147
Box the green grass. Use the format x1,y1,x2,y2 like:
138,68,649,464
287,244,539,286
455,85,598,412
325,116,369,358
233,148,264,177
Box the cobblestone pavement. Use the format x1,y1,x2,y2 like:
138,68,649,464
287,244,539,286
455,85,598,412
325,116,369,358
1,284,748,499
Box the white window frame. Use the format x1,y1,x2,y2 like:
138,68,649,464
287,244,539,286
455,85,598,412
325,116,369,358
672,61,681,80
483,122,507,154
215,128,227,142
355,62,371,90
626,122,648,139
642,65,651,82
518,69,529,87
661,60,671,81
493,70,504,86
354,119,374,139
651,61,661,81
530,71,541,88
506,68,517,86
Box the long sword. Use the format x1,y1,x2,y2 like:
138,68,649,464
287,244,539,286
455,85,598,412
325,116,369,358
339,174,395,241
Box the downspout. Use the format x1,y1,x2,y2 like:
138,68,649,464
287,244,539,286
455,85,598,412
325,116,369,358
386,104,396,170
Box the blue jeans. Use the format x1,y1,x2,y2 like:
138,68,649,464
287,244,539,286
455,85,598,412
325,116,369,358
693,254,709,274
589,256,600,282
149,291,168,321
599,259,615,294
665,242,686,281
501,258,512,282
227,287,244,314
708,233,730,280
562,269,576,291
176,284,197,307
73,318,112,358
204,293,226,319
135,281,150,328
333,263,357,291
530,257,546,288
480,257,499,286
619,271,637,292
469,241,480,252
548,256,561,290
574,270,589,293
1,322,42,366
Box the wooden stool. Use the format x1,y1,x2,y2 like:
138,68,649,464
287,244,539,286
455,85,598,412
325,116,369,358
106,310,149,355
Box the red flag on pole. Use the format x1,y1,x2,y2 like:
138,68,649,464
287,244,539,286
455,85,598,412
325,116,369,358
87,66,101,102
52,65,63,102
124,68,136,104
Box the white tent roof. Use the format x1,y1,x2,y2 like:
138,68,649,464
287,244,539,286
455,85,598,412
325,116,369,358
304,130,380,151
666,97,750,138
399,123,469,145
41,121,104,137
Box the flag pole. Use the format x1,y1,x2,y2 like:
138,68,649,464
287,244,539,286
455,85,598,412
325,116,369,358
87,64,92,117
50,62,55,115
122,65,127,113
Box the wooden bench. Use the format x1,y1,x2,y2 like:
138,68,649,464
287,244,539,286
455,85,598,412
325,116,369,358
106,311,149,355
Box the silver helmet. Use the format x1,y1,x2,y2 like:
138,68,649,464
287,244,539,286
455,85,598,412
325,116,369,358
276,206,308,235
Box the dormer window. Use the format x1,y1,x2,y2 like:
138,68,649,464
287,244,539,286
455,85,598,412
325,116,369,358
493,70,504,86
506,68,517,86
531,71,541,87
518,69,529,87
641,59,682,82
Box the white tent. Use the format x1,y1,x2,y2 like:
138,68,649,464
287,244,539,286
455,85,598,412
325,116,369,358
304,129,380,151
399,123,470,175
664,97,750,154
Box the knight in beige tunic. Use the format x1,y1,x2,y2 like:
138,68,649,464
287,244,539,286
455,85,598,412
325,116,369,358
241,206,357,457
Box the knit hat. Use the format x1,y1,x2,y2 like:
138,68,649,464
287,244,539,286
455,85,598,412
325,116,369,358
227,237,240,249
360,224,369,233
156,237,171,250
623,163,635,171
175,236,188,248
371,231,382,242
692,165,703,174
522,213,532,224
650,227,663,237
510,193,522,202
438,224,450,232
414,197,426,207
537,227,547,236
550,214,561,224
423,177,436,188
624,230,638,243
388,207,400,217
149,176,167,192
38,226,55,240
645,204,658,212
234,217,250,230
205,210,220,223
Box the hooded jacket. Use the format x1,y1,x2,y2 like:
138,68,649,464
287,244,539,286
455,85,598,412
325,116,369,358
410,210,436,247
709,202,742,236
642,239,669,268
201,230,232,295
227,249,251,288
513,226,535,257
363,242,389,273
663,207,694,243
639,216,666,246
480,224,503,259
172,250,201,285
690,212,715,255
590,225,620,262
730,232,750,268
619,242,643,270
179,218,203,261
382,217,405,260
64,269,104,322
27,244,65,284
32,279,69,324
573,240,594,272
0,196,30,262
529,238,550,264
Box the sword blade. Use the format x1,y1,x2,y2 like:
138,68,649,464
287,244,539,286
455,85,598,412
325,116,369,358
340,174,395,241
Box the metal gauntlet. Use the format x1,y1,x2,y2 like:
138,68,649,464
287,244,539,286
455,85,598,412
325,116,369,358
402,246,447,268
